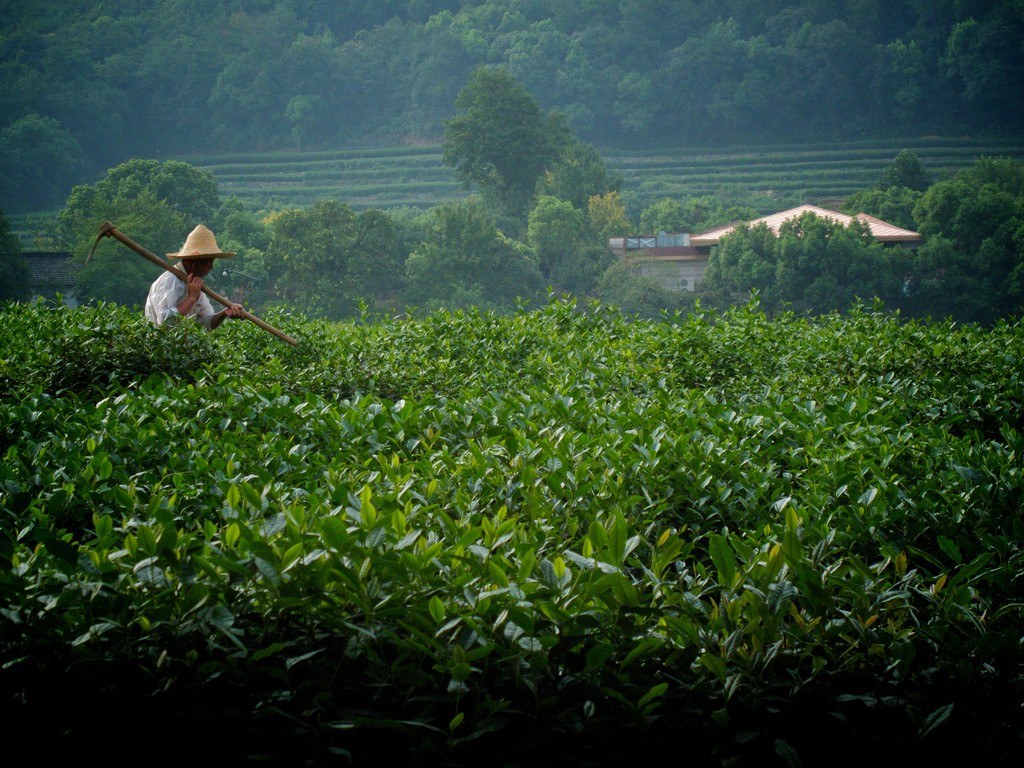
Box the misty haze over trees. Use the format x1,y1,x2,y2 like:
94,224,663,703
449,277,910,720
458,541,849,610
2,1,1023,327
2,0,1023,212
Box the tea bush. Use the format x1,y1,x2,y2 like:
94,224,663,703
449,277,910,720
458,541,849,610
1,297,1021,765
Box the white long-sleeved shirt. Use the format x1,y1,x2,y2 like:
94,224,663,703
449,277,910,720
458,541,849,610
144,269,216,328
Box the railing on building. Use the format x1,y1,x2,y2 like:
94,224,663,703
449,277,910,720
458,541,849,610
609,231,690,251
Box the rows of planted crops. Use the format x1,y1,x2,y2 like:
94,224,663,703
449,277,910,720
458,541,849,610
180,137,1024,212
1,296,1021,765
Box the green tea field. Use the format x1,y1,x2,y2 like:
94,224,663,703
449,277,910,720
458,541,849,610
1,297,1022,765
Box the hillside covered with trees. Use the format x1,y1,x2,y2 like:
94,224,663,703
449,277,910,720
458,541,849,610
2,0,1023,212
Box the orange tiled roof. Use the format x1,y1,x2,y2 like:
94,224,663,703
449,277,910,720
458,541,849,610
689,204,921,246
852,212,922,241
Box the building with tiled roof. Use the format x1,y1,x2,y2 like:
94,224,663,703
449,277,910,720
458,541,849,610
610,205,921,293
690,204,922,247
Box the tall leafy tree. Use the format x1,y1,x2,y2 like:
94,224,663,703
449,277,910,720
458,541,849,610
613,71,657,135
841,186,923,231
57,158,220,242
915,157,1024,252
944,7,1024,129
262,199,360,320
404,198,544,310
537,139,621,211
56,159,222,306
842,151,931,229
768,19,875,138
71,191,191,307
911,157,1024,323
0,114,89,213
773,214,900,313
703,213,902,315
406,18,478,141
702,222,782,310
205,5,308,149
655,20,749,143
442,66,571,221
869,40,930,135
878,149,933,191
497,19,572,103
529,193,620,297
345,209,410,310
588,191,632,243
638,199,690,234
640,196,760,235
595,260,689,319
527,195,585,281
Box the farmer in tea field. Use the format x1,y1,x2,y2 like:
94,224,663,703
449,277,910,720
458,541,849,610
145,224,246,329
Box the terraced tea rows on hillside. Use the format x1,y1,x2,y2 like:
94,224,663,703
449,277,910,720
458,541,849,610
604,137,1024,207
180,145,464,212
178,137,1024,214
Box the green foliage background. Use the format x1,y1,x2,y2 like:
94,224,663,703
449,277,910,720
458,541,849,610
1,297,1022,764
2,0,1024,212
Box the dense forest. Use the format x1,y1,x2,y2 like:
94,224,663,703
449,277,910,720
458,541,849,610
2,0,1024,212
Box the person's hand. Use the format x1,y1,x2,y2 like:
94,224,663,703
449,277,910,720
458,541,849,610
185,272,204,301
210,302,245,329
176,272,204,315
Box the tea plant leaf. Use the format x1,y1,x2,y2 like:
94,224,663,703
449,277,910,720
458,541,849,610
919,703,955,740
70,621,119,647
586,642,614,670
953,464,984,486
947,552,994,590
700,652,728,682
260,513,287,537
858,487,878,506
429,596,445,624
249,642,286,662
254,556,281,586
637,682,668,711
767,580,798,616
41,535,77,566
774,738,802,767
894,551,908,577
285,649,323,669
709,534,737,587
132,557,167,586
240,482,263,511
936,536,962,564
608,512,628,565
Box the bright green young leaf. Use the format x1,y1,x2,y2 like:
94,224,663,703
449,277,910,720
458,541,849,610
709,534,737,587
429,596,445,624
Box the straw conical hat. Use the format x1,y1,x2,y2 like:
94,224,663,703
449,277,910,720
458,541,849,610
167,224,235,259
